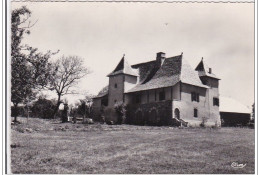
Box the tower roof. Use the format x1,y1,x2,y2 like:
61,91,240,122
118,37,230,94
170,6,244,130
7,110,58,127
107,55,139,77
195,58,220,80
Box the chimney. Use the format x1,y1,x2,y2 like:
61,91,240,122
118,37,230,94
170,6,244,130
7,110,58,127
156,52,166,66
209,68,212,74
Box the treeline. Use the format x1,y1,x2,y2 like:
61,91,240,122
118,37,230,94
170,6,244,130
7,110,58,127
11,6,90,122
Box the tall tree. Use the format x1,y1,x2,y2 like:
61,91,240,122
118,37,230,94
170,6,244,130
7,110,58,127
48,55,90,118
11,6,57,121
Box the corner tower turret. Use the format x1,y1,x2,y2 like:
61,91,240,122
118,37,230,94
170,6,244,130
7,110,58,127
107,55,138,107
195,57,220,87
195,57,221,125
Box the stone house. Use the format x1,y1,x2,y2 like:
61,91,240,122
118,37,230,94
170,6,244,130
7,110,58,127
92,52,221,126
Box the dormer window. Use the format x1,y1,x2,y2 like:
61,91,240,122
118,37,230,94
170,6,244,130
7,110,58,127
114,84,117,88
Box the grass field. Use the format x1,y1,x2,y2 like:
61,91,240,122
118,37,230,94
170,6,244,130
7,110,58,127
11,117,255,174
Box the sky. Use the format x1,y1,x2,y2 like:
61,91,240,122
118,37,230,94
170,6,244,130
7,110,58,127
11,1,254,107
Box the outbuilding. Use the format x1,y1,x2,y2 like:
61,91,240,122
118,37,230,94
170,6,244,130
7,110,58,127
220,96,251,126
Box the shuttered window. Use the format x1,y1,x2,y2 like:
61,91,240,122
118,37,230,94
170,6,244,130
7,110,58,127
191,92,199,102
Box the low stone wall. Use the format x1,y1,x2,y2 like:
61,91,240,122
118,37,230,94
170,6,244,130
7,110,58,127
126,100,173,126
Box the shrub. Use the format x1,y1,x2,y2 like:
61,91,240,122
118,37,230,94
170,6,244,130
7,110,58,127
200,117,208,128
114,101,126,124
31,98,56,119
11,106,25,117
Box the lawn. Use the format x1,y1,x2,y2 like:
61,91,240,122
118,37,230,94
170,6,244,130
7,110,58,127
11,117,255,174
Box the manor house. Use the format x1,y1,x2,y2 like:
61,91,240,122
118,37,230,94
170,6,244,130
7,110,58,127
93,52,221,126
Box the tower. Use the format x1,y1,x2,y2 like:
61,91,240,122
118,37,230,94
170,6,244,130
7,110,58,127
195,58,221,125
107,55,138,107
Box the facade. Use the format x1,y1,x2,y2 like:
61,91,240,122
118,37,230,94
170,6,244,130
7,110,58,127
93,52,221,126
219,96,251,126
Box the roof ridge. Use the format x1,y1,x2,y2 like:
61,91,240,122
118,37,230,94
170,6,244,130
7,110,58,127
131,60,156,67
131,54,182,67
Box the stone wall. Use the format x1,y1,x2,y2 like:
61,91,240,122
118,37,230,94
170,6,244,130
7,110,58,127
126,100,173,126
124,75,138,92
108,74,124,107
172,83,220,127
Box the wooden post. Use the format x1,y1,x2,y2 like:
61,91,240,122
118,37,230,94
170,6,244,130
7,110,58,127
27,105,29,123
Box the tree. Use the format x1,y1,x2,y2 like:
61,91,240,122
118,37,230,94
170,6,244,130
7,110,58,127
48,56,90,118
11,6,57,122
31,97,56,119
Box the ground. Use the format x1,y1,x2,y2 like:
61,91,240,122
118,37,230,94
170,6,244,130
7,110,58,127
11,117,255,174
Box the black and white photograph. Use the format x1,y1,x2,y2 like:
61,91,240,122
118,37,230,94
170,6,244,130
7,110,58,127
5,0,256,174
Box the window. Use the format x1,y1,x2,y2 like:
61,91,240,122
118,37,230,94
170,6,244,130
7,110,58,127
191,92,199,102
159,91,165,101
114,84,117,88
213,97,219,106
196,93,200,102
194,108,198,118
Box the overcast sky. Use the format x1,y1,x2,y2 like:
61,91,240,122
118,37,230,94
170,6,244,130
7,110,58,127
11,2,254,107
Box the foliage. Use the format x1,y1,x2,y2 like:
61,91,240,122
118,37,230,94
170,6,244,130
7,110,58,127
31,98,56,119
61,103,69,123
11,106,25,117
11,6,57,121
77,100,86,116
114,101,126,124
47,55,90,118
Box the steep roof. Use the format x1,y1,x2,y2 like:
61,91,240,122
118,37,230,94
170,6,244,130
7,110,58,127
126,54,208,93
219,96,251,114
93,85,108,99
107,56,138,77
195,58,220,80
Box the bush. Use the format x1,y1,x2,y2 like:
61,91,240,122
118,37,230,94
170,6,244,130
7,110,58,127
11,106,25,117
31,98,56,119
114,101,126,124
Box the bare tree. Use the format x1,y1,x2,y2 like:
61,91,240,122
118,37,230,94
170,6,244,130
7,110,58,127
48,55,90,118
